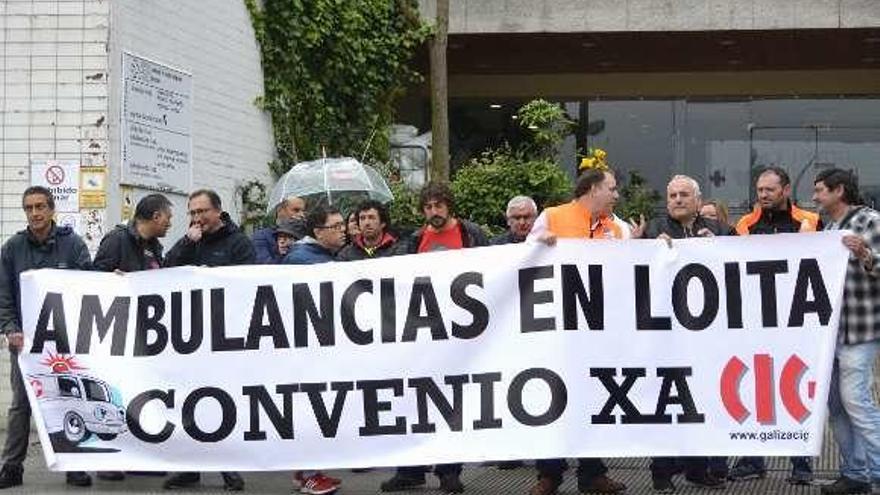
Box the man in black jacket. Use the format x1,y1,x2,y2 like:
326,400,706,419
163,189,252,492
337,200,398,261
164,189,255,268
491,195,537,245
637,175,727,493
94,194,172,272
0,187,92,489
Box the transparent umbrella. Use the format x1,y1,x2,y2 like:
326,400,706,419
266,157,393,213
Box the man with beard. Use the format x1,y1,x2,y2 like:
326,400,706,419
381,182,486,494
163,189,253,491
94,194,173,272
491,196,537,245
735,166,820,235
91,193,173,483
526,167,630,495
0,187,92,489
337,200,397,261
729,166,818,485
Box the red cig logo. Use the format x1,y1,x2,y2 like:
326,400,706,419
720,354,815,424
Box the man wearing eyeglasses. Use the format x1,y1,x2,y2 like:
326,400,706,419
163,189,253,491
283,205,347,265
0,186,92,489
491,196,537,245
164,189,255,269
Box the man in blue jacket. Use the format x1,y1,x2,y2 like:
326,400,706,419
284,206,347,265
0,187,92,489
253,195,306,263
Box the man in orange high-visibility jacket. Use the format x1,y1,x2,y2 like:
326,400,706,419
525,168,634,495
735,166,820,236
529,168,637,245
729,166,818,486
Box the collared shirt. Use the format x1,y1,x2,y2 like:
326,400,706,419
824,205,880,345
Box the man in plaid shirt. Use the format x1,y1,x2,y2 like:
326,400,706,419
813,168,880,495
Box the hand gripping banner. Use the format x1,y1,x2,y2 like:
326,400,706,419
18,233,848,471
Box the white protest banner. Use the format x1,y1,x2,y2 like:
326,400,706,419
19,233,848,471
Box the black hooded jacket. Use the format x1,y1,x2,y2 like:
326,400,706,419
165,212,256,267
93,222,164,272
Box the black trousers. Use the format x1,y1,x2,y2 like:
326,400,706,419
535,458,607,484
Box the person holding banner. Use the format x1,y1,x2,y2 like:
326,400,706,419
90,193,174,483
490,196,537,246
525,165,629,495
164,189,256,269
812,169,880,495
729,166,818,485
380,182,487,493
0,186,93,489
163,189,251,491
636,175,728,493
93,193,173,273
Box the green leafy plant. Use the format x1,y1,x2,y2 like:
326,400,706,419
452,145,571,231
246,0,431,176
615,171,661,221
516,99,576,161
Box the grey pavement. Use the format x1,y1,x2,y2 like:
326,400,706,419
0,431,861,495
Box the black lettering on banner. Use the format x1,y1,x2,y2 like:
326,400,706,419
402,277,448,342
654,367,705,424
724,263,743,329
746,260,788,327
126,389,175,443
293,282,335,347
507,368,567,426
242,384,299,441
211,288,244,351
788,258,832,327
245,285,290,350
472,372,503,430
171,290,204,354
561,264,604,330
30,292,70,354
341,280,374,345
409,375,469,433
182,387,236,442
357,379,407,436
671,264,719,330
519,266,555,332
380,278,396,343
134,295,167,356
634,266,672,330
75,296,129,355
591,368,645,424
301,382,355,438
450,272,489,339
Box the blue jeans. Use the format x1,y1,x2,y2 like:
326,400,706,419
828,340,880,483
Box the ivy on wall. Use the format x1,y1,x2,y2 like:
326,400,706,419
245,0,431,177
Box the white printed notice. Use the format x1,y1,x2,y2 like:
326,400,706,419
121,52,192,193
18,234,848,471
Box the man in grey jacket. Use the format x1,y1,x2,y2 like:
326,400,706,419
0,186,92,488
